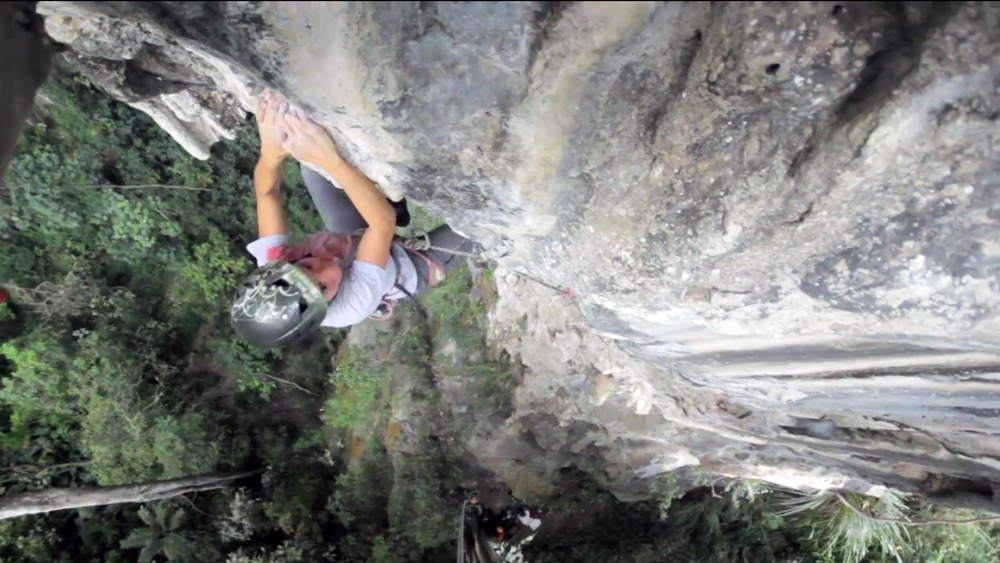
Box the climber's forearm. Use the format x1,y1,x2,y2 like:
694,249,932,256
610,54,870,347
254,156,287,237
317,153,396,233
254,154,284,195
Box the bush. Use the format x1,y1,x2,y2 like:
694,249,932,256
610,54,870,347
0,333,77,419
178,227,252,307
323,347,385,432
210,339,280,401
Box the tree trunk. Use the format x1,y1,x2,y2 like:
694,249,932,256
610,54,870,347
0,470,259,520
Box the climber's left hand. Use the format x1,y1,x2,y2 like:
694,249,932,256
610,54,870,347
255,91,289,165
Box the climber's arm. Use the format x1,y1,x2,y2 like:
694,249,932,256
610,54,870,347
254,156,287,237
253,92,290,237
317,155,396,269
282,111,396,268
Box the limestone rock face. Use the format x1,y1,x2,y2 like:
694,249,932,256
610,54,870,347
35,1,1000,506
487,266,1000,509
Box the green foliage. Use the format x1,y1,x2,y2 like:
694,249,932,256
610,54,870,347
57,325,215,484
0,323,209,485
330,448,452,563
225,541,305,563
388,457,457,550
120,504,214,563
397,204,444,239
528,472,1000,563
421,266,485,347
152,414,220,478
781,489,909,563
265,471,329,536
652,472,682,520
179,227,251,306
323,347,385,431
465,355,517,416
0,334,77,419
368,535,403,563
0,302,13,322
327,442,390,529
0,515,67,563
0,69,333,561
416,264,516,415
663,479,787,562
611,478,1000,563
218,489,262,543
3,74,212,280
210,339,279,401
773,489,1000,563
904,506,1000,563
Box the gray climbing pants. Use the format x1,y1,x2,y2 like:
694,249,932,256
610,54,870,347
300,163,476,291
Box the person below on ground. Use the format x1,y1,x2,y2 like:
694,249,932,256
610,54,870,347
230,92,476,348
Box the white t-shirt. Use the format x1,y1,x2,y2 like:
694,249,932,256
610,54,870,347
246,233,418,328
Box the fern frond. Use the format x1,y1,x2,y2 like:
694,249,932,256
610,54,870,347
137,505,156,527
121,528,157,550
138,538,162,563
168,507,187,531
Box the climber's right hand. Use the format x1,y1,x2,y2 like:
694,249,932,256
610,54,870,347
255,91,289,165
281,109,342,169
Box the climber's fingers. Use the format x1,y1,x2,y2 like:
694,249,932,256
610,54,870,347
283,112,305,136
255,91,274,124
273,101,289,128
266,100,282,127
292,107,314,125
256,90,286,127
276,100,290,123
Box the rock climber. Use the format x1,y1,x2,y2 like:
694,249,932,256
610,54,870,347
470,496,509,542
468,493,540,544
230,92,476,348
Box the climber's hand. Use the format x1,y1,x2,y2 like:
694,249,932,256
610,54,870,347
281,109,342,168
255,91,289,165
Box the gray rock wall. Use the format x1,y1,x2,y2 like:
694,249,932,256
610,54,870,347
0,2,55,181
34,1,1000,506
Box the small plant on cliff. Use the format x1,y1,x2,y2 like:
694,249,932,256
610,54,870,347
652,472,683,520
323,346,385,432
780,489,909,563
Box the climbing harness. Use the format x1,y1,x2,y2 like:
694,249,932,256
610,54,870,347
369,232,578,323
368,239,447,322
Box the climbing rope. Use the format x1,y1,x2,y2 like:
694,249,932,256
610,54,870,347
402,233,484,260
402,234,577,298
457,499,468,563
